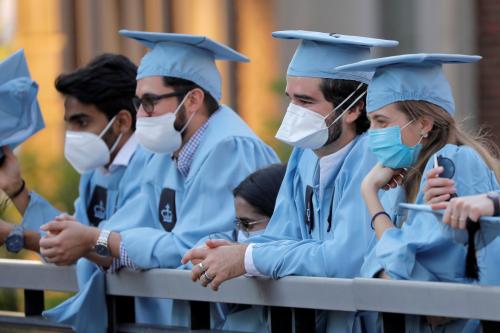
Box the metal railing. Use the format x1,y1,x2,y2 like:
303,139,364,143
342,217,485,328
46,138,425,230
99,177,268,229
0,259,500,332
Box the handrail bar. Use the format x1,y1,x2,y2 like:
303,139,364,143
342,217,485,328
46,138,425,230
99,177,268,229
1,259,500,321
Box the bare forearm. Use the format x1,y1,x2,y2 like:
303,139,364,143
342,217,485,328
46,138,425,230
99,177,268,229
24,230,41,253
361,183,394,240
0,220,40,253
84,252,113,268
108,232,122,258
7,180,30,216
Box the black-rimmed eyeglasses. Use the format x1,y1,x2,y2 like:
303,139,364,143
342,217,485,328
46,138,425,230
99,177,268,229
132,92,185,115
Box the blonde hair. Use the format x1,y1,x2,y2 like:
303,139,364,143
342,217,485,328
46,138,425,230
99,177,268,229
397,101,500,202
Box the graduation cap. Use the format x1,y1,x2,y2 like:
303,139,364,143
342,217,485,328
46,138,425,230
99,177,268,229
0,49,44,160
336,53,482,114
272,30,399,83
119,30,250,101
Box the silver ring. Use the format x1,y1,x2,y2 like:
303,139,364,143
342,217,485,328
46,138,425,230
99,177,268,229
196,262,206,273
202,271,214,282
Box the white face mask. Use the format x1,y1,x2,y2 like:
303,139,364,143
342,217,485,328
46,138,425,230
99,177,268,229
275,83,366,149
64,116,122,174
237,229,265,243
135,92,196,154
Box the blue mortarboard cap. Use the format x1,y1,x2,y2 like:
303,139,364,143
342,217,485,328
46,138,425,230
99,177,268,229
0,49,44,151
272,30,398,84
335,53,482,114
119,30,250,101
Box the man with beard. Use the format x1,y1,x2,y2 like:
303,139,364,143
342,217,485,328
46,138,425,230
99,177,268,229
183,30,398,332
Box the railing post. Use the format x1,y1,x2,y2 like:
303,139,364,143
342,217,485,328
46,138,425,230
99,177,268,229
482,320,500,333
269,306,292,333
382,312,405,333
24,289,44,316
293,308,315,332
189,301,210,330
106,295,135,333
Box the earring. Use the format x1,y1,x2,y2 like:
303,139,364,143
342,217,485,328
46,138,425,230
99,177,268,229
420,131,428,138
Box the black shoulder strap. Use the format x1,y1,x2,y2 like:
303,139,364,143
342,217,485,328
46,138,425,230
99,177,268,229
304,186,314,234
326,188,335,232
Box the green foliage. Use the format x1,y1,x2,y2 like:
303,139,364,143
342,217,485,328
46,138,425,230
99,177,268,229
270,77,287,96
0,247,22,311
0,193,9,218
19,151,79,214
44,291,75,309
263,115,292,162
268,77,292,162
0,288,18,312
47,158,80,214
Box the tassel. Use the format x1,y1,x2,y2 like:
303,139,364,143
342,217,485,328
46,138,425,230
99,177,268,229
465,220,480,280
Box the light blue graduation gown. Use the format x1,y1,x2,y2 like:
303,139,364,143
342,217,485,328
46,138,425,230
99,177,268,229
477,237,500,286
474,202,500,286
249,134,380,333
218,304,268,332
34,144,153,333
361,144,499,333
110,106,279,327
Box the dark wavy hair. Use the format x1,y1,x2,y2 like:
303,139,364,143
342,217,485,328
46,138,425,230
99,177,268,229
163,76,220,115
319,78,369,134
233,164,287,217
55,53,138,129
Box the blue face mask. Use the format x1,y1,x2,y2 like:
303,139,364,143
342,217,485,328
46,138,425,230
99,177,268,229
368,120,423,169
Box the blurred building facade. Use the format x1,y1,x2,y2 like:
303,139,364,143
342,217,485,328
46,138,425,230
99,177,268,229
0,0,498,209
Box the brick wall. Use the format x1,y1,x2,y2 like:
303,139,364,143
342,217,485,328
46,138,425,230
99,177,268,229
477,0,500,146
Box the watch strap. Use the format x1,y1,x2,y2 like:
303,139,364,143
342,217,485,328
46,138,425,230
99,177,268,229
96,229,111,248
6,225,24,253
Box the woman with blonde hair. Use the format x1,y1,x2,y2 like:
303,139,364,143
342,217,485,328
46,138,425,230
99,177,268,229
337,54,500,332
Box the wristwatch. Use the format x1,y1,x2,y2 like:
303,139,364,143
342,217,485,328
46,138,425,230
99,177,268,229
5,225,24,253
486,192,500,216
94,229,111,257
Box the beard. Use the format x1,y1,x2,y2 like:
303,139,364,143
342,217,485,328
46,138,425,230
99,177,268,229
173,105,187,132
323,110,343,146
102,123,121,152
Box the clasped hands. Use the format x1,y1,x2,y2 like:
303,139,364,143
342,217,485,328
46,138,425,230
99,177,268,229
181,239,248,291
39,214,98,265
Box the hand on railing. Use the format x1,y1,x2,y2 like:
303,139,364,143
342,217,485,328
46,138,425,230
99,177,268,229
182,239,248,291
430,194,494,229
423,165,496,229
39,214,98,265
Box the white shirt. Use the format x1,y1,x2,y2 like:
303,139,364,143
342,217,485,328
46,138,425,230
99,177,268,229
244,140,355,277
318,140,354,203
101,134,139,174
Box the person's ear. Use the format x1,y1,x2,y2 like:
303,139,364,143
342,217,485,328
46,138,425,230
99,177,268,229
418,115,434,138
114,110,133,134
344,101,364,125
184,88,205,117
